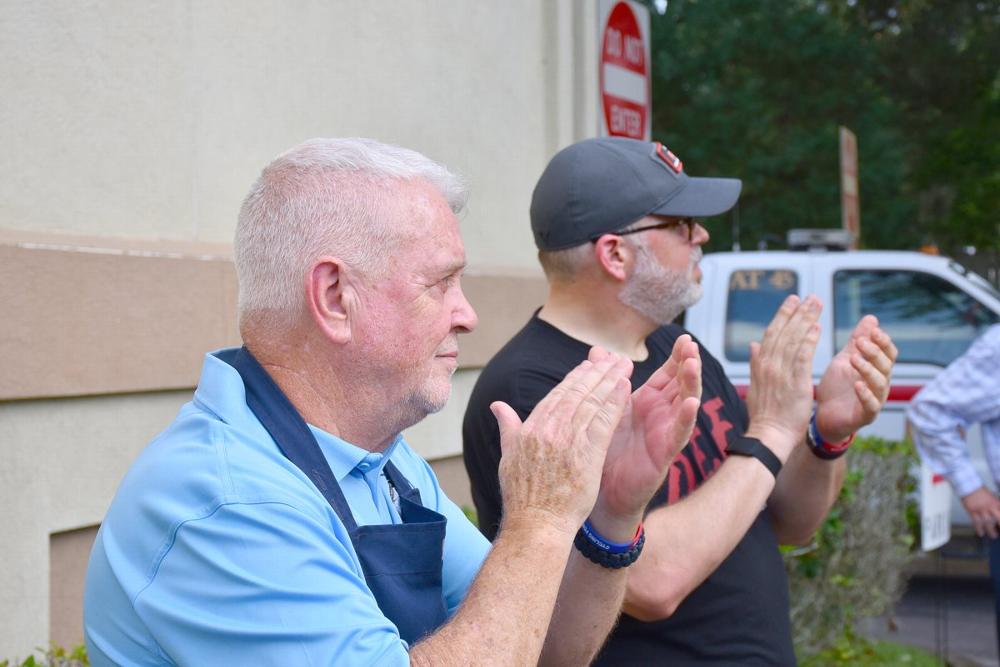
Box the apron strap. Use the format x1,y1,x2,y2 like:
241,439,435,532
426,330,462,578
219,346,447,644
220,346,360,533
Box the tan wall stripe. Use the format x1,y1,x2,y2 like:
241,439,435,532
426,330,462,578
0,233,547,401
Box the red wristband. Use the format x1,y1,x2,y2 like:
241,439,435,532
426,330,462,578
807,414,854,460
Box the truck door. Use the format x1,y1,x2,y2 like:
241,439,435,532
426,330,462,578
832,268,999,526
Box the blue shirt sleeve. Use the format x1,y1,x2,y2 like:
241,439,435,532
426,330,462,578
133,500,411,666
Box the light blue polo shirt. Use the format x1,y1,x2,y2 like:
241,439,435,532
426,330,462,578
84,350,489,666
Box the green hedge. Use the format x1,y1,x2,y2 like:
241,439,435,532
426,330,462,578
785,436,919,659
0,645,88,667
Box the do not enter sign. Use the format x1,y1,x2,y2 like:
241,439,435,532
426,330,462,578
599,0,651,141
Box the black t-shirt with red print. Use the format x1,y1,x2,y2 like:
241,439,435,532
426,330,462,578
462,313,796,666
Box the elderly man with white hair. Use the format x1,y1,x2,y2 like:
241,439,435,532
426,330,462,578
83,137,703,666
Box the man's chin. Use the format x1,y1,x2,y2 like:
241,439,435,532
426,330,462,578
686,258,703,281
415,382,453,416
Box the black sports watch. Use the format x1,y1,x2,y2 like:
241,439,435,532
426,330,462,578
727,436,782,479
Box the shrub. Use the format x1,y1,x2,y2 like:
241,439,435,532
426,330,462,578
800,631,942,666
785,436,919,657
0,644,88,667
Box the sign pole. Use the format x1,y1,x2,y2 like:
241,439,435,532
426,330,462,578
839,126,860,250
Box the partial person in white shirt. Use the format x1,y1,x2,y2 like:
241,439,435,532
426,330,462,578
908,323,1000,657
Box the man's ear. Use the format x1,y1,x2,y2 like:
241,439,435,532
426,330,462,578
592,235,630,282
306,257,353,344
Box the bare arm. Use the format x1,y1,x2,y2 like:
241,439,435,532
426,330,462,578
411,520,575,667
769,315,897,544
539,540,635,665
623,455,778,619
539,338,702,665
766,442,846,544
621,294,822,620
411,353,632,666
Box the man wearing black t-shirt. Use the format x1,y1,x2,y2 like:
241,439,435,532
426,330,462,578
462,137,898,665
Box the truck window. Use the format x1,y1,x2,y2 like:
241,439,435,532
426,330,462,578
834,269,999,367
725,269,799,362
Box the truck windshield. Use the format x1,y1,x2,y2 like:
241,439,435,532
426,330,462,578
724,269,799,362
834,269,999,367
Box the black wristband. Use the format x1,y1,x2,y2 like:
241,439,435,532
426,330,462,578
573,525,645,569
726,435,782,478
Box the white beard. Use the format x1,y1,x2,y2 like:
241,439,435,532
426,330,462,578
618,245,703,326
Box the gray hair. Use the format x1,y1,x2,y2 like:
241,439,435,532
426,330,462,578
234,137,468,330
537,244,594,283
536,218,646,283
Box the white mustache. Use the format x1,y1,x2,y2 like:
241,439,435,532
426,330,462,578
689,247,703,271
436,336,460,356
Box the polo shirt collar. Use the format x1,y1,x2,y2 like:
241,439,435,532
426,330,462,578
195,350,252,426
309,427,403,482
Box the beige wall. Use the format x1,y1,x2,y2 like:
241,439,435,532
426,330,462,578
1,1,598,270
0,1,596,657
0,234,547,401
1,389,196,656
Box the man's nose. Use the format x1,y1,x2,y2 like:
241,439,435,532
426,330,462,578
692,221,710,246
453,284,478,333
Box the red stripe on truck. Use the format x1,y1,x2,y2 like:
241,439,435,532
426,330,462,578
732,384,923,402
887,385,922,402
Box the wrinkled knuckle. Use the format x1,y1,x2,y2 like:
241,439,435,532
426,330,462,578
537,422,562,448
542,387,565,404
582,390,607,408
591,410,614,430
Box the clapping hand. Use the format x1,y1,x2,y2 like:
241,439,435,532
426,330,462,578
815,315,898,444
591,336,702,531
491,352,634,535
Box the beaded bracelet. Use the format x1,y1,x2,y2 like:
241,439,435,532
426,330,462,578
574,519,645,569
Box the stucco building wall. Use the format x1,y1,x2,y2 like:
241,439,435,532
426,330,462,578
0,0,600,658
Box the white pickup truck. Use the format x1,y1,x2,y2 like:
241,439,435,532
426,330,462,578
683,245,1000,531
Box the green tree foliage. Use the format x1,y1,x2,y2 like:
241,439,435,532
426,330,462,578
830,0,1000,253
647,0,997,252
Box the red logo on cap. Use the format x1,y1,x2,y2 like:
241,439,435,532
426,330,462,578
655,143,683,174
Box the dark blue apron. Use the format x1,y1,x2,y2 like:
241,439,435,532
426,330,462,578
217,347,448,644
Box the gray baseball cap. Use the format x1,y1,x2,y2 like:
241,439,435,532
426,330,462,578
530,137,742,251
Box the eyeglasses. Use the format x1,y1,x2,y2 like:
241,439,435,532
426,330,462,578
591,217,698,244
